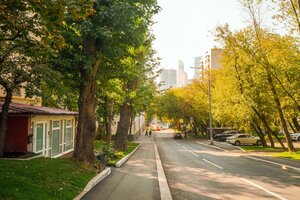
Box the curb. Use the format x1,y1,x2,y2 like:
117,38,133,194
196,141,226,151
116,143,141,168
74,167,111,200
246,156,300,173
213,141,245,151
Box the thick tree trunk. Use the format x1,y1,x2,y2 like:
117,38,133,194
73,60,100,163
114,103,131,151
0,89,12,157
114,80,138,151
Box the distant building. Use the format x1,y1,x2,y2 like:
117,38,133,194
198,48,223,80
159,68,177,90
0,85,41,106
177,60,188,87
194,56,202,79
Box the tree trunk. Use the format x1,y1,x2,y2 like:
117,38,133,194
114,80,138,151
292,117,300,132
266,73,295,152
104,97,113,145
289,120,297,133
73,60,100,163
252,107,275,148
251,120,267,147
114,103,131,151
0,89,13,157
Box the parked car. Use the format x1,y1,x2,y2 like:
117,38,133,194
290,133,300,141
214,130,239,142
173,133,182,139
226,134,262,146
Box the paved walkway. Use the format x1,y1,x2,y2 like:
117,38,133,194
81,134,160,200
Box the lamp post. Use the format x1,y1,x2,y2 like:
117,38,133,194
206,56,213,145
191,55,213,145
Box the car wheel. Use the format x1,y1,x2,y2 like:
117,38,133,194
298,136,300,141
256,140,262,146
235,141,241,146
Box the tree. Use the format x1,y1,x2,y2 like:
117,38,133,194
49,0,159,162
114,43,159,151
0,0,94,157
272,0,300,33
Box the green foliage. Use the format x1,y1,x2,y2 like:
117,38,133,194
94,140,139,167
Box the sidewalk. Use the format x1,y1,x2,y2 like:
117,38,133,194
80,134,160,200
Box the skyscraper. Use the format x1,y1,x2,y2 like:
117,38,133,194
159,68,177,90
194,56,202,79
177,60,188,87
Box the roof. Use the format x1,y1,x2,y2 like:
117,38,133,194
0,101,78,115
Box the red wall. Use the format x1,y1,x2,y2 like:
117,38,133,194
4,116,29,152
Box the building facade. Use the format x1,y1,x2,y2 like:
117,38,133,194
198,48,223,80
159,68,177,90
177,60,188,87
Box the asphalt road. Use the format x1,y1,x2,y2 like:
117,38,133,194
155,130,300,200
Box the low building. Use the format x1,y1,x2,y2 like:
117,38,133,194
1,102,77,158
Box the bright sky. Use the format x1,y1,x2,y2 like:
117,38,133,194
152,0,252,79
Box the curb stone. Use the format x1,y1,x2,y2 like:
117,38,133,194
74,167,111,200
116,143,141,167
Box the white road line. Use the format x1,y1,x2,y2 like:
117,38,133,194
202,158,223,169
240,178,287,200
196,141,226,151
246,156,300,172
172,140,199,157
154,144,173,200
189,150,200,157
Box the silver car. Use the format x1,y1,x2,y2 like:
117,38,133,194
226,134,262,146
290,133,300,141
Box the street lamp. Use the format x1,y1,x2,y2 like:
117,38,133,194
206,55,213,145
191,55,213,145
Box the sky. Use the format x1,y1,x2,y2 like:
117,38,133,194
152,0,254,79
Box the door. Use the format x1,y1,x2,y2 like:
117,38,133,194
51,121,60,156
35,122,46,154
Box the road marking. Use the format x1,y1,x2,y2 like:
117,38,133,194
202,158,223,169
172,140,199,157
196,141,226,151
240,178,287,200
154,144,173,200
246,156,300,173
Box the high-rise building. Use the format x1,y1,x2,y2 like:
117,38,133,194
198,48,223,80
194,56,202,79
177,60,188,87
159,68,177,90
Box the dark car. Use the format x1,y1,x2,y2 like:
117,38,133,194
173,133,183,139
214,130,239,142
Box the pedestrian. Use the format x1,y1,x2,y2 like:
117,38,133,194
145,130,148,136
149,130,152,137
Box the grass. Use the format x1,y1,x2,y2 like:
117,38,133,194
240,146,285,152
271,152,300,160
0,158,95,200
94,140,139,167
